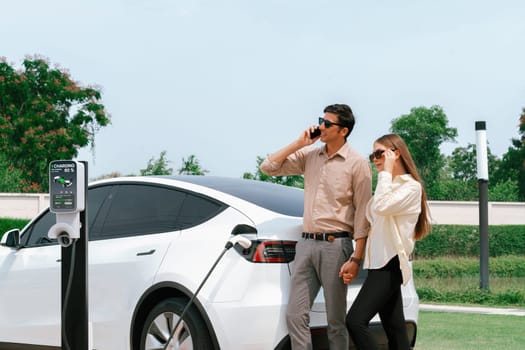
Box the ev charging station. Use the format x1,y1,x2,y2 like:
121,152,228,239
48,160,90,350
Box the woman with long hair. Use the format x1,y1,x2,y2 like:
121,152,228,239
340,133,431,349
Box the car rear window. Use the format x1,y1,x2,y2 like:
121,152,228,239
165,176,304,217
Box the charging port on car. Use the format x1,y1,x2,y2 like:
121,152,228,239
235,240,296,263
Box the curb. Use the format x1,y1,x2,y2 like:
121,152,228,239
420,303,525,316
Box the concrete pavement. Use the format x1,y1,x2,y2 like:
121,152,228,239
420,303,525,316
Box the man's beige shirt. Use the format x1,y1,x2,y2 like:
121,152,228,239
260,142,371,239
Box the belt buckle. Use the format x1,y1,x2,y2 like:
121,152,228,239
327,234,335,242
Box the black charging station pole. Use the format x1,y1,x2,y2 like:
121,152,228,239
61,161,89,349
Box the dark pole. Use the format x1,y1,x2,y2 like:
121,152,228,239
61,161,89,350
475,121,489,290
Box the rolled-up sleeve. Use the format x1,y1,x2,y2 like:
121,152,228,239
260,152,305,176
260,158,283,176
352,159,372,240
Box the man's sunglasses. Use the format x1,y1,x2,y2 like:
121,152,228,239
319,117,345,129
368,149,395,162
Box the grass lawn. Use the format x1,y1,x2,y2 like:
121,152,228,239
416,311,525,350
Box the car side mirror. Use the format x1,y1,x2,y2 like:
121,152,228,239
1,229,21,248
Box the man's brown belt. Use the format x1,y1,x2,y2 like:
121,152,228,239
301,231,351,242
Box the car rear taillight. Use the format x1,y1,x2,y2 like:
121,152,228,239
235,240,296,263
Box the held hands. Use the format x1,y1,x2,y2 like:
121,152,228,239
339,258,360,285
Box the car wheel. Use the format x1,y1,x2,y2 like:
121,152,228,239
140,297,213,350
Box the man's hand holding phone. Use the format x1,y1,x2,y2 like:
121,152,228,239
298,125,320,148
309,126,321,139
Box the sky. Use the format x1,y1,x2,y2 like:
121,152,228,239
3,0,525,180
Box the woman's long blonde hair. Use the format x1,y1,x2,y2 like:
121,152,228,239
375,134,431,240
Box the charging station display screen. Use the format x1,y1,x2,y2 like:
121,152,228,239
49,160,83,213
52,193,75,210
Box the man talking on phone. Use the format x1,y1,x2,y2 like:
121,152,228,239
260,104,371,350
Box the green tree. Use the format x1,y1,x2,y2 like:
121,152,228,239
0,153,23,192
243,156,304,188
489,179,520,202
390,105,457,199
430,178,477,201
177,154,209,175
140,150,173,175
447,144,479,182
0,56,110,192
444,143,520,201
446,143,500,181
493,109,525,200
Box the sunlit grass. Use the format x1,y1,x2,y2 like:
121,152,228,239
417,311,525,350
416,276,525,292
413,256,525,307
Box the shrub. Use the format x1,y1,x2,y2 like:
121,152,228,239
413,256,525,278
0,218,30,240
416,286,525,306
414,225,525,258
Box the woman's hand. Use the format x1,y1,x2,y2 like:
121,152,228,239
383,149,396,174
339,259,360,284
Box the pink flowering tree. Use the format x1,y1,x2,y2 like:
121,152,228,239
0,56,110,192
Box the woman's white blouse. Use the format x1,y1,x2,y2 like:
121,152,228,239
363,171,422,271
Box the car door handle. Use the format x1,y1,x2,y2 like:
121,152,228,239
137,249,156,256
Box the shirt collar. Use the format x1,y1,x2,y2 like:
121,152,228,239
319,142,351,159
396,174,415,182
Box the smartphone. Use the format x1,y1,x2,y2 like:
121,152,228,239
310,127,321,139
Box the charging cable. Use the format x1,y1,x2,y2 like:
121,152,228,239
162,236,251,350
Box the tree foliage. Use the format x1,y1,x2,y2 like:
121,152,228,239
0,153,23,192
444,143,520,201
140,150,173,176
0,56,110,192
430,178,477,201
177,154,209,175
489,179,521,202
390,105,457,199
243,155,304,188
493,109,525,200
447,143,501,182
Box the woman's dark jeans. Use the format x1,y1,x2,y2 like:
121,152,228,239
346,256,410,350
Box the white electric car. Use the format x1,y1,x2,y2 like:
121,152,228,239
0,176,419,350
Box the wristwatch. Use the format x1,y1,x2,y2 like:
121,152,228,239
350,256,363,266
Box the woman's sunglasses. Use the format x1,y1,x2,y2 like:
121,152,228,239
318,117,345,129
368,149,395,162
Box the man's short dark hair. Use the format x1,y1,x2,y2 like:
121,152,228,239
323,104,355,139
